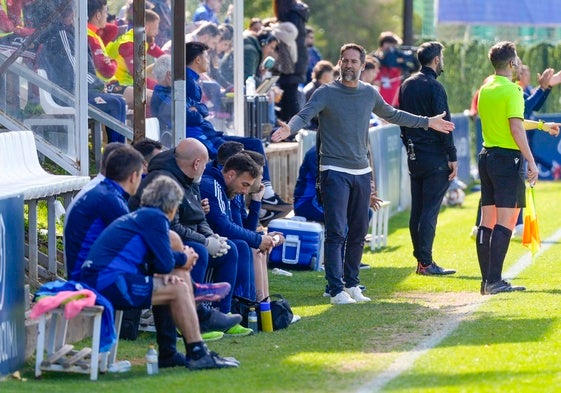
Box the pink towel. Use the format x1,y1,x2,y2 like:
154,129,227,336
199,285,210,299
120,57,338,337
30,290,97,319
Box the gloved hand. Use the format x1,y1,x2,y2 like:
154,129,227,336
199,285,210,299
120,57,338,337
205,235,230,258
211,234,230,257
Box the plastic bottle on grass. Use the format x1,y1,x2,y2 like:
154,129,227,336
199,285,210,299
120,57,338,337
146,344,159,375
260,301,273,332
248,307,258,334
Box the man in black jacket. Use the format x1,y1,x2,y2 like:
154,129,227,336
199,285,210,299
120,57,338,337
398,41,457,276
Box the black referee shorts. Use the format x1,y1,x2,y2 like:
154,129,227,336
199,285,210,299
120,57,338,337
479,147,526,208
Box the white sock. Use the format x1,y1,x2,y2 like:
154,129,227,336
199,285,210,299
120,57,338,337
263,184,275,199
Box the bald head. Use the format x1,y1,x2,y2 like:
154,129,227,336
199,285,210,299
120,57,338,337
175,138,209,180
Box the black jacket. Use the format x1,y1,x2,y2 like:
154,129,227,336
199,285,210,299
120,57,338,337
398,66,457,167
277,1,309,84
128,149,214,244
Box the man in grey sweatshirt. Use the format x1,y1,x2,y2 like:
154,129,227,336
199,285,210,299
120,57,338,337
273,42,455,305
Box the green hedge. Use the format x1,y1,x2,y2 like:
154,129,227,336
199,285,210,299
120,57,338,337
439,40,561,114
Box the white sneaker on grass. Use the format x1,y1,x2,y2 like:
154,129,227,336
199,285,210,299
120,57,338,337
330,290,357,305
344,286,371,303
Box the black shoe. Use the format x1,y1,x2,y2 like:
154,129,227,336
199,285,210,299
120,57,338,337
416,262,456,276
187,351,240,370
262,194,292,212
199,308,242,333
159,352,187,368
260,209,289,227
359,263,371,270
484,280,526,295
480,281,485,296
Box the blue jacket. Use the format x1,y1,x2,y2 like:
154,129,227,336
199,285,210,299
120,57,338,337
200,166,262,249
80,207,187,308
151,84,172,131
186,67,222,144
64,178,130,281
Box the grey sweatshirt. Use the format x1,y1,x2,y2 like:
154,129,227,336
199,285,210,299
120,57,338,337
288,80,429,170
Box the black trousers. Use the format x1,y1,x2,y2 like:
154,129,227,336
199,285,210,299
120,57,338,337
408,163,451,265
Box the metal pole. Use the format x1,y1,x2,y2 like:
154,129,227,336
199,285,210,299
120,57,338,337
172,0,186,147
133,2,147,141
233,0,244,136
403,0,414,46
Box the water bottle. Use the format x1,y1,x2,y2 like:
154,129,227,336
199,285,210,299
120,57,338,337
260,301,274,332
146,344,159,375
248,307,258,334
245,75,256,96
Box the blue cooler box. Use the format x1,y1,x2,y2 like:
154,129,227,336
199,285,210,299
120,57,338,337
268,218,324,271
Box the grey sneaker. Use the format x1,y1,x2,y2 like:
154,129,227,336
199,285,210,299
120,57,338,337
484,280,526,295
199,308,242,333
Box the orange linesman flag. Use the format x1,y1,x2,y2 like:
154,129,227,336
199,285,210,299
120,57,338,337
522,186,541,256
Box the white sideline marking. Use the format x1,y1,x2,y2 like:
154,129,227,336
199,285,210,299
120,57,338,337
356,227,561,393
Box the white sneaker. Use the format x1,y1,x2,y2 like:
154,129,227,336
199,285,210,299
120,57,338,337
344,286,371,303
330,290,357,305
512,223,524,239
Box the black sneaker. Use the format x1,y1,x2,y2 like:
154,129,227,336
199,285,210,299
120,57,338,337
260,209,290,227
199,308,242,333
187,351,240,370
262,194,292,212
359,263,371,270
484,280,526,295
416,262,456,276
159,352,187,368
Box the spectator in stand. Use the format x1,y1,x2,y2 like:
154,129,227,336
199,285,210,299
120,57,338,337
151,54,173,133
305,26,322,84
273,0,309,122
248,17,263,35
193,0,221,25
360,56,382,127
106,9,165,91
186,41,292,220
151,0,172,47
40,0,127,144
132,138,164,175
209,23,233,90
243,27,278,82
87,0,134,129
80,176,240,369
162,21,220,53
0,0,35,38
373,31,415,106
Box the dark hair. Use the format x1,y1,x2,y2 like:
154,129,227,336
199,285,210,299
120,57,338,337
243,150,265,167
219,24,233,42
223,153,260,179
378,31,402,47
87,0,107,20
257,28,277,47
104,147,144,182
195,21,220,37
133,138,163,161
488,41,517,70
312,60,334,81
186,41,209,65
249,18,262,31
273,0,295,19
217,141,244,165
306,26,314,35
145,9,160,23
340,43,366,64
100,142,126,175
417,41,443,67
365,55,380,70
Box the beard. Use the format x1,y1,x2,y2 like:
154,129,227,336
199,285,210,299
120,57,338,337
342,69,359,82
436,63,444,77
